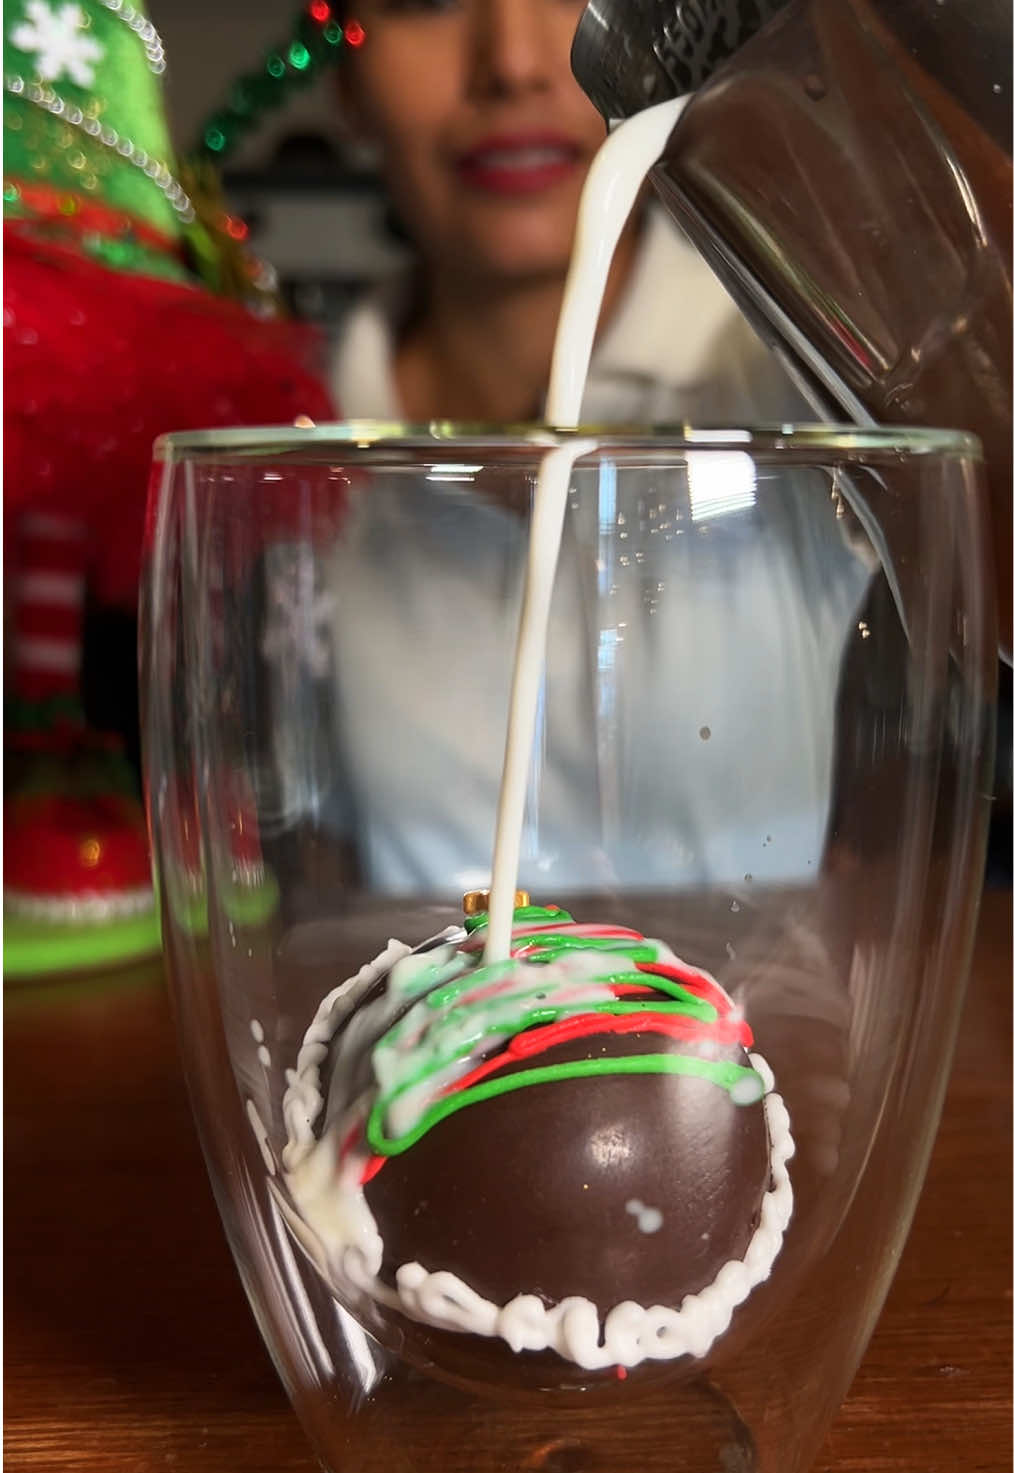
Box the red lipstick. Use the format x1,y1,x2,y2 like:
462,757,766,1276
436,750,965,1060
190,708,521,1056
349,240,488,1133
455,133,583,195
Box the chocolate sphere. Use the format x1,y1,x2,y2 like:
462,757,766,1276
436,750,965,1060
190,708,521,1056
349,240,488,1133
366,1030,770,1313
284,912,793,1390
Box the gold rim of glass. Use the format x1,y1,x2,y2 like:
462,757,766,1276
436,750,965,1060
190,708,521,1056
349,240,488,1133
154,420,982,459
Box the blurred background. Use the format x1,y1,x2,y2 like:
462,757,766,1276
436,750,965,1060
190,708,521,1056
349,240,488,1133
80,0,405,802
5,0,1009,972
152,0,403,331
77,0,1014,889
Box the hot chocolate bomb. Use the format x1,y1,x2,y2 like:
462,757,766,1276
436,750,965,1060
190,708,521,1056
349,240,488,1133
280,906,794,1381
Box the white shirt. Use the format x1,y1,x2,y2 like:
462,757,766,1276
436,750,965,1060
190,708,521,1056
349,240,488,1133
313,213,871,896
332,208,815,426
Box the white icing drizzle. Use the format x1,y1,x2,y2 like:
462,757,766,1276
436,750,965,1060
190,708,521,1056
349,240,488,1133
281,937,414,1173
372,948,623,1138
274,940,796,1372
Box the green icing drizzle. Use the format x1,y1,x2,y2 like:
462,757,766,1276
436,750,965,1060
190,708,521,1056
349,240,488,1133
363,916,762,1160
463,904,573,934
511,933,663,963
366,1053,757,1157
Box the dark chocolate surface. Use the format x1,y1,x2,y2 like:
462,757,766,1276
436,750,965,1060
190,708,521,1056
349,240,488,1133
365,1030,770,1313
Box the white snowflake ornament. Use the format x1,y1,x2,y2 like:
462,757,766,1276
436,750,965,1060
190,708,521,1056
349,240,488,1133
10,1,105,89
261,558,336,679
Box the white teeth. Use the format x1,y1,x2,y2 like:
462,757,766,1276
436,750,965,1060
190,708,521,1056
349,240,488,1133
469,147,569,170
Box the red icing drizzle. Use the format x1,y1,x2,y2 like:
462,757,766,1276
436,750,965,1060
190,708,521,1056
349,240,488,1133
353,929,750,1185
634,960,734,1015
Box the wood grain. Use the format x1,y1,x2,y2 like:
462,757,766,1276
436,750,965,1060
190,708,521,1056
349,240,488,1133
5,891,1010,1472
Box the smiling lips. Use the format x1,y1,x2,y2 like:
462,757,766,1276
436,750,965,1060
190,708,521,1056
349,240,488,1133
455,134,583,195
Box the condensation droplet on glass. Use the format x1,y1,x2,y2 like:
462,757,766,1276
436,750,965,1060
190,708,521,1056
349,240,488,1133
744,873,753,883
726,942,737,959
830,465,846,519
730,899,740,913
699,725,711,741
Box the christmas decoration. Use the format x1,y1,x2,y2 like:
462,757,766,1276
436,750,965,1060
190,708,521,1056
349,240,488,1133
193,2,365,164
4,0,334,980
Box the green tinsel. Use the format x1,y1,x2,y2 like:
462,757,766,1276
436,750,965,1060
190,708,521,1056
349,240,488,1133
194,2,351,162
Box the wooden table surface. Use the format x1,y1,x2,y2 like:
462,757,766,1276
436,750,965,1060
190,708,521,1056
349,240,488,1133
5,889,1011,1473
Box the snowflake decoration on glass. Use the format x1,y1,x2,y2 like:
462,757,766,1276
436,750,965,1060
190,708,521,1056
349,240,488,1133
260,556,335,679
9,1,104,88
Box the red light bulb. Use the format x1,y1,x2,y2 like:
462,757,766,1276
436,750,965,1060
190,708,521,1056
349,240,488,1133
344,19,366,47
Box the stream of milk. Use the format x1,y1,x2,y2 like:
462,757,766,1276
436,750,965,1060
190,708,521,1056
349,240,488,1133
484,96,690,963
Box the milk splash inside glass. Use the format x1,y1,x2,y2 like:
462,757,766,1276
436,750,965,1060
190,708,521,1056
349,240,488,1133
484,97,689,963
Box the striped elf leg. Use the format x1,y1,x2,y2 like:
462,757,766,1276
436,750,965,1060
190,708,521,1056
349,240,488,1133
4,512,155,930
11,513,87,708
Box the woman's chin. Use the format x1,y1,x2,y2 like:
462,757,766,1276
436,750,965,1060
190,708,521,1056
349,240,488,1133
449,230,577,286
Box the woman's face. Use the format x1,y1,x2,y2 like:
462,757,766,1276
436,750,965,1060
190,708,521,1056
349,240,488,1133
342,0,604,283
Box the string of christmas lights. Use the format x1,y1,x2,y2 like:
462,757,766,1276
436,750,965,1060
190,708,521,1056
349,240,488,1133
195,0,364,161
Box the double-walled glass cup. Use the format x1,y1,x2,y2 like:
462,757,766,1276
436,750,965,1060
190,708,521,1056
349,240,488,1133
142,425,994,1472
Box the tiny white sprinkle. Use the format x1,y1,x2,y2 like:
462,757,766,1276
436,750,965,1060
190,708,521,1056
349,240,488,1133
626,1198,663,1233
250,1018,265,1043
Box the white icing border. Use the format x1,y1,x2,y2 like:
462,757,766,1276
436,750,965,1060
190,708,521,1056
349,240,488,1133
273,938,795,1372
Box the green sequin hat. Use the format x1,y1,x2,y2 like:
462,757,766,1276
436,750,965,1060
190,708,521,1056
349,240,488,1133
3,0,190,277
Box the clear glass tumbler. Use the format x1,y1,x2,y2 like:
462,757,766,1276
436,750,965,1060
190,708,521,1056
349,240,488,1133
142,424,995,1472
